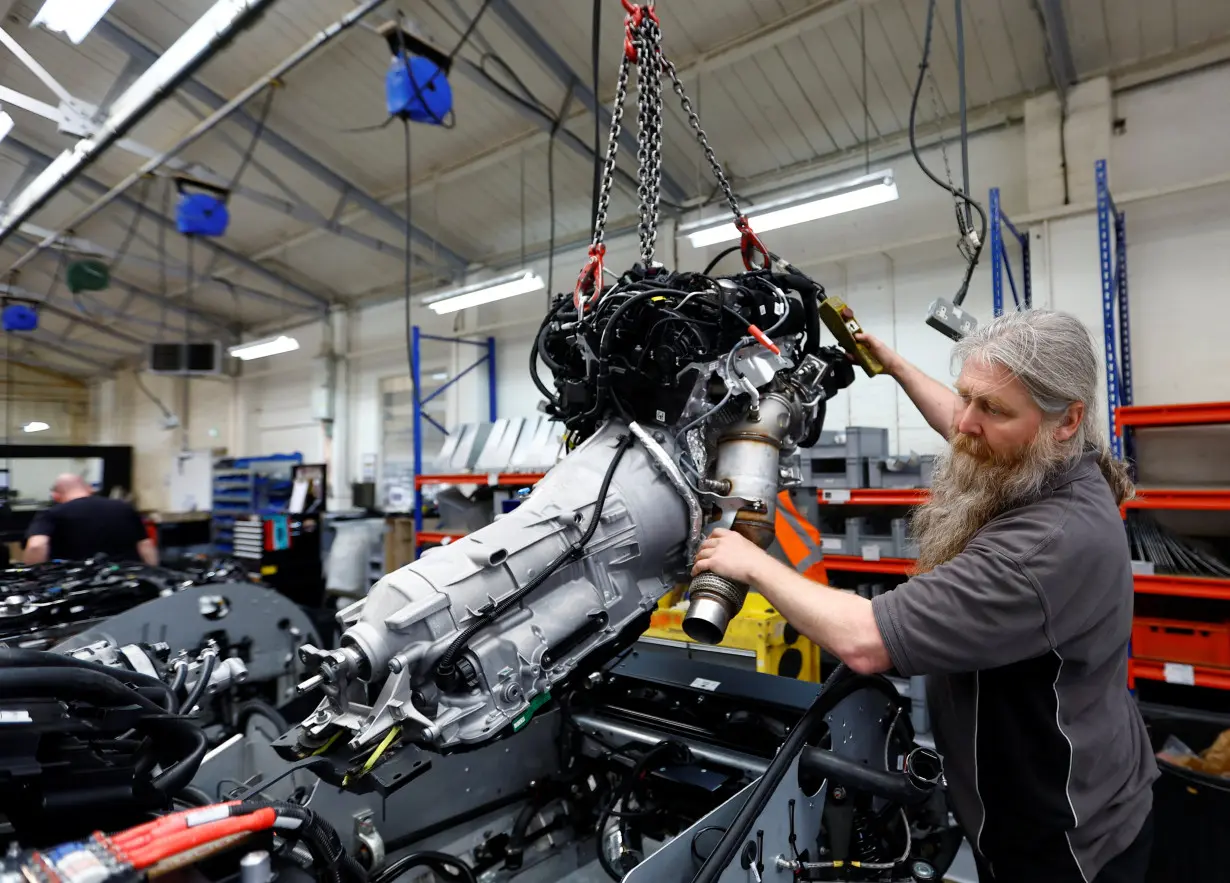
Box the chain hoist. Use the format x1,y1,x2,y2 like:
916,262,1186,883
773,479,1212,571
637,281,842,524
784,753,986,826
574,0,770,314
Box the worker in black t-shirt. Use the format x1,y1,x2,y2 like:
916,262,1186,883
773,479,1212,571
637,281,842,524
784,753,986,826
23,474,158,565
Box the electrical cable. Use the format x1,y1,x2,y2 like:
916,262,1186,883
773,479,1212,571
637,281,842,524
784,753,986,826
435,432,635,684
596,741,688,881
702,245,743,276
370,850,477,883
908,0,987,307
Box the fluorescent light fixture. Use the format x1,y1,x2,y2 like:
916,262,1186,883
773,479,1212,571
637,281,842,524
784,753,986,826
32,0,118,43
228,335,300,361
424,270,545,315
22,421,49,433
682,170,899,248
0,111,12,144
430,372,449,380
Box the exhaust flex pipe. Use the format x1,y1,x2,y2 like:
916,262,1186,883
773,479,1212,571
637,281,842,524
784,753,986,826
683,394,793,644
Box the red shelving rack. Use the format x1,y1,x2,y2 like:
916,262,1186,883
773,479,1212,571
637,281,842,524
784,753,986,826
1124,489,1230,512
816,488,929,506
415,473,545,489
1116,401,1230,431
1134,574,1230,602
1130,659,1230,691
822,555,916,576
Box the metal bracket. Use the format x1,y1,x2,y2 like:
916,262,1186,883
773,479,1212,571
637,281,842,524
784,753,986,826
353,810,385,870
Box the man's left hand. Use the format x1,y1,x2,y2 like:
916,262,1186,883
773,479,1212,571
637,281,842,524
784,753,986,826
691,527,774,584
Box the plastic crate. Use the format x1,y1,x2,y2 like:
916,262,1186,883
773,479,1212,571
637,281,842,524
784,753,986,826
869,454,936,489
799,428,889,489
647,592,821,682
1132,618,1230,668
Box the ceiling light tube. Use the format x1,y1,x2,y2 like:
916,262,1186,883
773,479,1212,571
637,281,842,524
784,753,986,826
424,270,545,315
32,0,118,44
0,110,12,145
22,421,49,433
228,335,300,361
682,170,899,248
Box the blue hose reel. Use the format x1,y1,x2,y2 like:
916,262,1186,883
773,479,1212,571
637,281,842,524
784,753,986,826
379,22,453,126
175,178,230,237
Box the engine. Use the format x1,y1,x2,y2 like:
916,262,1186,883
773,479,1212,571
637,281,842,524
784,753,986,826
285,262,860,768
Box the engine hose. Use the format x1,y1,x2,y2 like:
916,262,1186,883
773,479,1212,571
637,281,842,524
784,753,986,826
147,717,208,796
435,433,635,685
168,661,189,713
370,851,476,883
691,664,860,883
770,271,823,356
581,290,661,424
179,651,217,714
0,647,175,711
796,746,939,806
0,666,169,714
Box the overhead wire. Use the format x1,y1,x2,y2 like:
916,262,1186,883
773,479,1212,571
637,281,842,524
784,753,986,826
908,0,987,307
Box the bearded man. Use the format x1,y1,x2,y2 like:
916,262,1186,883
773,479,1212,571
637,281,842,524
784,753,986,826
692,310,1157,883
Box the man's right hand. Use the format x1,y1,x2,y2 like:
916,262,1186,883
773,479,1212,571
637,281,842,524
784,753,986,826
854,332,902,378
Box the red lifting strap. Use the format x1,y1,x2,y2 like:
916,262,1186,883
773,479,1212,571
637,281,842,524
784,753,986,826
574,243,607,313
622,0,660,62
735,216,770,272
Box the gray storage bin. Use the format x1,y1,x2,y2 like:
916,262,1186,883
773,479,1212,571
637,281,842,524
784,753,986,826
845,516,916,559
869,454,937,489
800,427,890,489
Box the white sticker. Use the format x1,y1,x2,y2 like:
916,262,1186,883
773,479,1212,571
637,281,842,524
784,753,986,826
759,304,766,315
690,677,721,692
1130,560,1155,575
0,710,31,723
1163,663,1195,686
655,409,666,422
821,536,843,551
822,489,851,504
487,472,500,486
587,775,598,791
774,300,785,315
861,545,882,562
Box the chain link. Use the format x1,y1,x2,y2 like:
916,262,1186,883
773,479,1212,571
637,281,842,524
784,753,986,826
662,56,742,222
634,16,664,266
587,5,747,268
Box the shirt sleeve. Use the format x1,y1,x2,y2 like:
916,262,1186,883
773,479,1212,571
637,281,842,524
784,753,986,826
124,505,149,546
870,543,1052,676
26,509,55,541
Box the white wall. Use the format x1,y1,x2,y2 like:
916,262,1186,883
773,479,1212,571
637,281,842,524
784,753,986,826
97,65,1230,509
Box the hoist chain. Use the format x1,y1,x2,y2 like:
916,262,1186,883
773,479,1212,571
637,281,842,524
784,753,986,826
634,14,665,269
575,1,769,313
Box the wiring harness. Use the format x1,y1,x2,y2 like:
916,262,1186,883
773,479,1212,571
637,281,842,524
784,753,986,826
0,556,256,648
0,643,242,844
2,798,365,883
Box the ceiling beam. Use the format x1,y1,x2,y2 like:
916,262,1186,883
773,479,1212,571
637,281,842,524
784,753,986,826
21,336,115,372
92,15,471,274
0,0,279,247
8,232,237,336
5,137,332,312
487,0,687,204
1033,0,1078,98
0,282,149,348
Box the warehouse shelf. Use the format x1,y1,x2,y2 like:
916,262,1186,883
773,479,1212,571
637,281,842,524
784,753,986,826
1135,574,1230,602
823,555,916,575
1124,489,1230,511
1116,401,1230,431
415,472,545,489
1130,659,1230,691
816,489,929,506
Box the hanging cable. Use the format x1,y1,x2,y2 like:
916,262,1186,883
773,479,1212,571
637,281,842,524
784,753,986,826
908,0,986,307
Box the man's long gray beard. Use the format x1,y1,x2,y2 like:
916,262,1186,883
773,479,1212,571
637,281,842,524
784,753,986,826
912,430,1072,574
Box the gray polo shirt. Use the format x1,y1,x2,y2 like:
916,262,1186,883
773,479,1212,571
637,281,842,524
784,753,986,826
872,451,1158,883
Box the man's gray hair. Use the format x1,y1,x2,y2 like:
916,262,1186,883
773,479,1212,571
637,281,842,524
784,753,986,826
951,309,1134,503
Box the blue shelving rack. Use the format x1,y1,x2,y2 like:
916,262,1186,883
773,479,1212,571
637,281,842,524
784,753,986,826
211,453,303,553
988,186,1032,316
1095,159,1133,461
411,326,497,540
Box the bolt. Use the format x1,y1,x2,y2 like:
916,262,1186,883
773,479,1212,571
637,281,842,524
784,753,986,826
832,786,847,801
388,657,403,673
